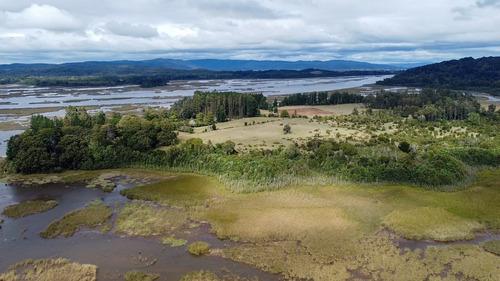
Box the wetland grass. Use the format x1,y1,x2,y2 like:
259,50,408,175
120,173,222,209
39,200,111,238
161,235,188,247
114,202,188,237
0,258,97,281
187,241,211,256
201,171,500,280
179,270,219,281
124,270,160,281
1,200,58,219
482,239,500,255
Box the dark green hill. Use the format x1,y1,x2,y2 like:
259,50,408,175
377,57,500,95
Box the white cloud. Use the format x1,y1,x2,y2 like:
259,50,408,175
3,4,82,32
0,0,499,64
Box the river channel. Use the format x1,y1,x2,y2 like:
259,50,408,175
0,179,282,280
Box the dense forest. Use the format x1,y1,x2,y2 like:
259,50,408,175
377,56,500,95
5,106,178,174
170,91,268,121
0,61,395,87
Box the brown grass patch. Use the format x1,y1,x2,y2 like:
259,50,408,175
0,258,97,281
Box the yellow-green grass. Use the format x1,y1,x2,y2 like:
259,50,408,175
115,202,188,237
179,270,219,281
200,171,500,279
115,171,499,280
483,239,500,255
120,174,224,209
161,235,188,247
0,258,97,281
2,200,58,219
39,200,112,238
187,241,211,256
382,207,484,241
124,270,160,281
177,116,366,152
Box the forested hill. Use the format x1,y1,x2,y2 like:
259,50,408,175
0,62,395,88
377,56,500,95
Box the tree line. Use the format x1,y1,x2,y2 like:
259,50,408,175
280,91,364,106
364,89,480,121
170,90,268,122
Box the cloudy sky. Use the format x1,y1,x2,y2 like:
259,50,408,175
0,0,499,64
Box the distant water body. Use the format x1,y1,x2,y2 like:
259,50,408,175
0,75,392,111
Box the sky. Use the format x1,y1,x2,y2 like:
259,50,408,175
0,0,499,65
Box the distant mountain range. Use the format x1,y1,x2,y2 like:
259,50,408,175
0,58,400,87
0,58,404,72
377,56,500,95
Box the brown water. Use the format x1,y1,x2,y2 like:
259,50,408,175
0,182,282,281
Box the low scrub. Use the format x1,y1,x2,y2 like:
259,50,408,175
2,200,58,219
39,200,111,238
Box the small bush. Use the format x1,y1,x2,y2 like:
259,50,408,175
187,241,211,256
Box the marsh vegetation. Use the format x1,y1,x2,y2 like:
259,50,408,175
0,258,97,281
1,199,58,219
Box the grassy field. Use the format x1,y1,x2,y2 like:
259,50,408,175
119,170,500,280
0,258,97,281
2,200,58,219
177,104,369,151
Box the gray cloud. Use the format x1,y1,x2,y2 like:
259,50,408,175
476,0,500,7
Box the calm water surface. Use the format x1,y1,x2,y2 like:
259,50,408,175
0,75,392,110
0,181,281,280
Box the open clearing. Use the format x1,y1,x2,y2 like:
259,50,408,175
178,104,368,151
